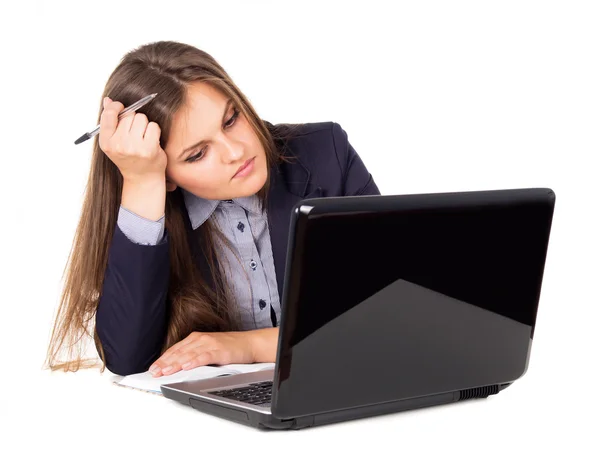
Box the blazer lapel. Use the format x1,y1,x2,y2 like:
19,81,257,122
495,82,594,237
267,156,322,300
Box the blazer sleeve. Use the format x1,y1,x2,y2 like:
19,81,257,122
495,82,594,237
95,222,170,376
332,122,381,196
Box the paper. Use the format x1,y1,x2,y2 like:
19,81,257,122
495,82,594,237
114,362,275,395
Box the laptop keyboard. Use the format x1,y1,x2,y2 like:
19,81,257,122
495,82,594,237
208,381,272,406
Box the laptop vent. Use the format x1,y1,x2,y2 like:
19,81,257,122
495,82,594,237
459,385,500,400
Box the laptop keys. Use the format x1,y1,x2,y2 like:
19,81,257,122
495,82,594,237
208,381,273,406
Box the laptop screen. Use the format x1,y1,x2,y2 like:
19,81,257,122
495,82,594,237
273,188,555,419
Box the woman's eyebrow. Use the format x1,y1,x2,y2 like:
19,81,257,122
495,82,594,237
178,98,234,159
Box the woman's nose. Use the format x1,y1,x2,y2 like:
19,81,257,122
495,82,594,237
221,140,244,162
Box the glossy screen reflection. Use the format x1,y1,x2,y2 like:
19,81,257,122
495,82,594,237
273,190,554,419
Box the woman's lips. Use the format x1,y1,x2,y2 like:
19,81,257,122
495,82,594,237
233,157,256,178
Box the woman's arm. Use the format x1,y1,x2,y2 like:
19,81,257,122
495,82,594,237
95,177,169,377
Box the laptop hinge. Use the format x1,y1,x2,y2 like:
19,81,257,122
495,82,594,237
458,384,500,400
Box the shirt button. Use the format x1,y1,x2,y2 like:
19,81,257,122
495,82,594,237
250,260,257,270
237,221,245,232
258,299,266,309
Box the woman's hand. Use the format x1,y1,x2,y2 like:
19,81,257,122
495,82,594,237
148,328,279,377
99,96,168,221
98,96,167,183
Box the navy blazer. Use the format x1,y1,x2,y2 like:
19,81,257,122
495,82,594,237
96,121,381,376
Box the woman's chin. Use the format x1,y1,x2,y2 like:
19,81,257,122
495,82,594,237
233,162,267,195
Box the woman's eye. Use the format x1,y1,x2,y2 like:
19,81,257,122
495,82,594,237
186,148,206,162
186,109,240,163
225,108,240,128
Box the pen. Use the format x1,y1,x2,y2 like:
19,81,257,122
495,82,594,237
74,93,158,145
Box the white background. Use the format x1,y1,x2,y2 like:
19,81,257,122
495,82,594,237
1,0,598,448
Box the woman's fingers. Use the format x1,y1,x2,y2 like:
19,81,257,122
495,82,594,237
144,120,161,143
96,95,167,181
170,334,213,356
149,333,202,375
129,112,149,142
156,339,213,370
112,110,136,141
159,350,200,375
181,352,214,371
151,350,215,377
159,332,199,360
165,351,215,375
98,97,123,151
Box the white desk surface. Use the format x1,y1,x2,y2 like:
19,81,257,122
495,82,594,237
9,358,596,451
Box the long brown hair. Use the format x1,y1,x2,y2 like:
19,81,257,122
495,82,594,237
45,40,301,373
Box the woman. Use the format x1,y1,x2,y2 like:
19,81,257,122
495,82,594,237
45,40,380,378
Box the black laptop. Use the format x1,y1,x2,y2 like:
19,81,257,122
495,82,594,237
161,187,556,429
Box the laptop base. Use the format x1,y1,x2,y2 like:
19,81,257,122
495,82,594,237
176,382,511,430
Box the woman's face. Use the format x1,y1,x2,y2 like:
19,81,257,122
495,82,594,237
163,82,268,199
